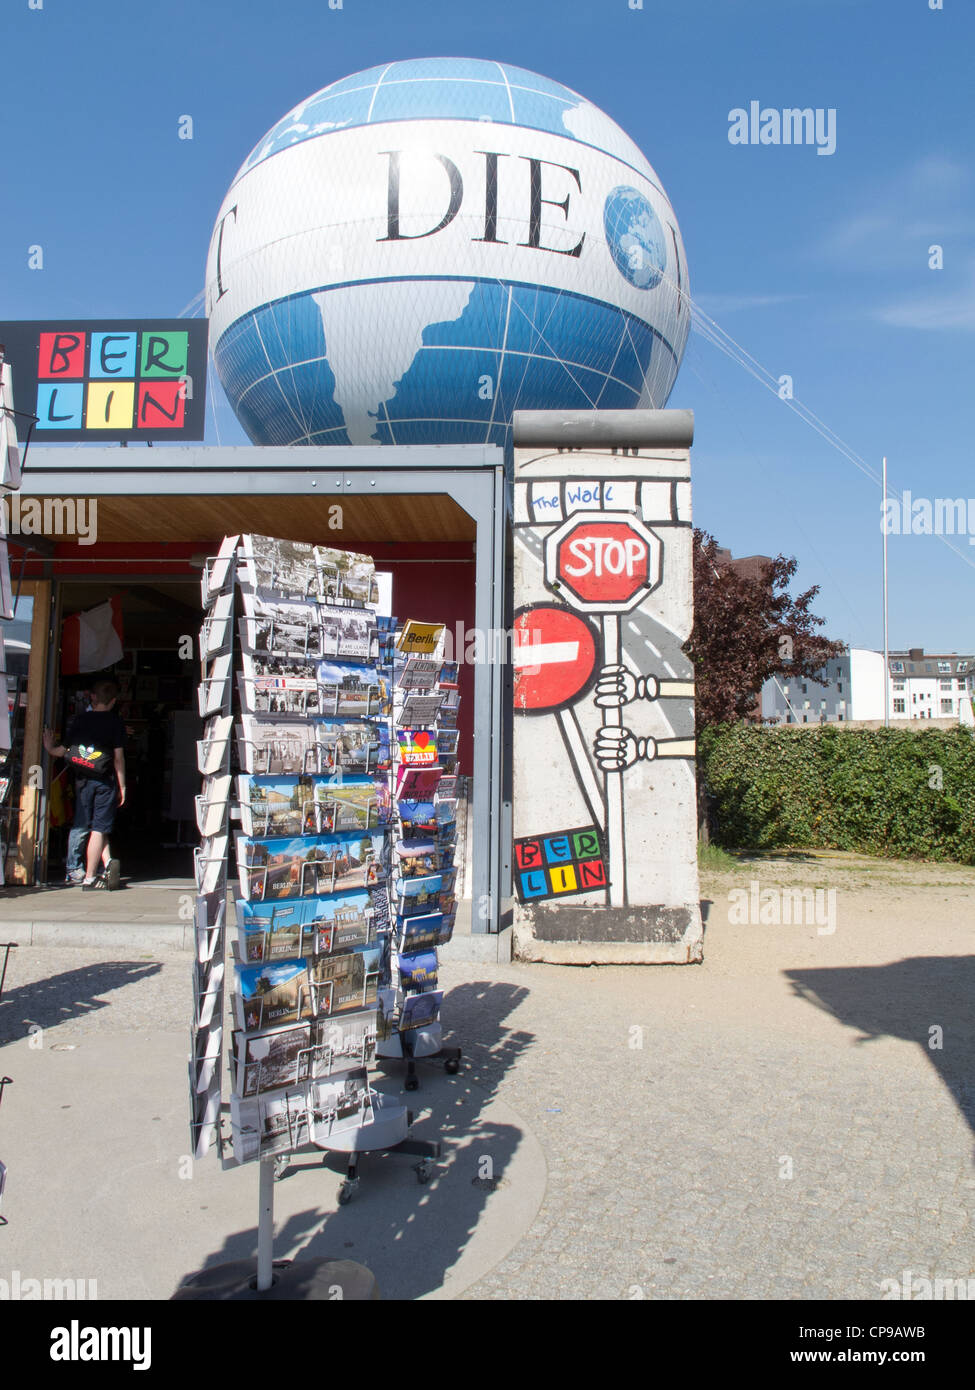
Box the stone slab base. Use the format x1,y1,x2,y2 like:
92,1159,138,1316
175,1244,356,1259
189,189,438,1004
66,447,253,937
513,903,704,965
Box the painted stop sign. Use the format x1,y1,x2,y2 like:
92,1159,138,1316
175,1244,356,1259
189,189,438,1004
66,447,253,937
512,606,599,713
545,511,661,613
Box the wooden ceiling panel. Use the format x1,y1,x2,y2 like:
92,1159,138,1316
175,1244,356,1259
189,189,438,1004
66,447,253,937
26,493,476,546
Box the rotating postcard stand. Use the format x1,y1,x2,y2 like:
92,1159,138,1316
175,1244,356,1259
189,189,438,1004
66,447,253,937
179,538,449,1300
376,622,462,1091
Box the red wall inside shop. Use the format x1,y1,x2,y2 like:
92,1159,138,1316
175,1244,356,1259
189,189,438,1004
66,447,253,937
15,538,479,780
369,543,476,779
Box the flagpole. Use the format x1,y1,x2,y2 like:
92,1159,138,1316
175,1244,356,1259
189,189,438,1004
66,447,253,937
883,455,890,728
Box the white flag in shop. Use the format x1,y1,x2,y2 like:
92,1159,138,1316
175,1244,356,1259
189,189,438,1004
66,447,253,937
0,362,21,490
61,597,124,674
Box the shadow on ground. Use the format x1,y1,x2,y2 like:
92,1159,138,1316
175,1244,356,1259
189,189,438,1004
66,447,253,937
176,981,538,1300
0,961,162,1044
786,956,975,1156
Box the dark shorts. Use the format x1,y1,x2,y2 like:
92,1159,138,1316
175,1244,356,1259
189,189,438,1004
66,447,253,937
75,777,118,835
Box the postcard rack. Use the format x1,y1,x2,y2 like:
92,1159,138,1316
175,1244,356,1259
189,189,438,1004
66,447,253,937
215,538,458,1215
188,535,238,1161
375,620,462,1091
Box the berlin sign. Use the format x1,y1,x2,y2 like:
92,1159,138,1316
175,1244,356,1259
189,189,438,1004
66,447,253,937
544,511,662,613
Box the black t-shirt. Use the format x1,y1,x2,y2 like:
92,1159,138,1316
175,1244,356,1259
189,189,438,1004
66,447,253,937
65,709,127,782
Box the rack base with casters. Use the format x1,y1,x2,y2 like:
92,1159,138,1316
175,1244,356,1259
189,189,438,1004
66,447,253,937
402,1046,462,1091
336,1132,443,1204
271,1094,442,1202
378,1024,463,1091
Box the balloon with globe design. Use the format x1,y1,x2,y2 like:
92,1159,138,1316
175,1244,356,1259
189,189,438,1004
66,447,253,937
205,57,690,449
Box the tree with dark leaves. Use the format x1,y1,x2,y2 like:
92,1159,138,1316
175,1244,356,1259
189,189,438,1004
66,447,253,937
685,530,844,730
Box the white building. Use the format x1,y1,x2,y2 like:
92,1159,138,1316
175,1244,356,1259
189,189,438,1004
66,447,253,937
762,648,975,725
888,649,975,722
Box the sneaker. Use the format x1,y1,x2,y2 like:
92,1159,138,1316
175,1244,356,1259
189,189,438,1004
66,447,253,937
81,877,106,892
65,870,86,885
104,858,121,891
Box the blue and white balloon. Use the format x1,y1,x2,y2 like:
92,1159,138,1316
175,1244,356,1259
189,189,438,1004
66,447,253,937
205,57,690,448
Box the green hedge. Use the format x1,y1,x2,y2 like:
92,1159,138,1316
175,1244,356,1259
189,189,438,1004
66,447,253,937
697,724,975,863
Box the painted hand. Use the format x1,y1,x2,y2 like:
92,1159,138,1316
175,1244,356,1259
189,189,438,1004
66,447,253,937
593,728,657,771
593,664,637,707
593,665,660,707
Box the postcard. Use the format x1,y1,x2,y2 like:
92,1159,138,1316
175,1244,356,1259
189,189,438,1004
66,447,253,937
238,829,387,901
395,873,443,919
396,728,439,766
400,991,443,1032
202,534,239,608
195,893,225,964
240,593,379,663
239,595,324,660
238,668,323,718
396,764,442,799
192,1022,222,1094
397,951,438,988
315,1008,378,1074
395,658,441,691
436,729,459,755
238,715,385,777
195,772,233,838
307,1068,375,1145
234,944,381,1032
239,534,321,599
396,621,443,655
191,1078,223,1159
312,777,391,833
398,692,444,727
233,1010,377,1097
368,883,391,937
236,717,322,776
197,713,233,776
236,889,378,964
398,913,445,955
395,839,442,878
234,1022,322,1097
397,800,440,838
316,659,389,717
193,959,224,1029
231,1088,309,1163
197,652,232,716
237,775,315,838
438,662,459,689
194,834,227,896
199,589,234,660
313,546,379,608
316,718,390,773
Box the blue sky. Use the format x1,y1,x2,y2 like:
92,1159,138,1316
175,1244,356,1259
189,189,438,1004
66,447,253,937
4,0,973,652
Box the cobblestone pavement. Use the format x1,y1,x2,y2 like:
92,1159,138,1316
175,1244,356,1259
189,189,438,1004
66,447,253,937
1,863,973,1300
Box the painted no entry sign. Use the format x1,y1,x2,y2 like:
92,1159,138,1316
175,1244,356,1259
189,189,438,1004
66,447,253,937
512,605,599,712
545,511,661,613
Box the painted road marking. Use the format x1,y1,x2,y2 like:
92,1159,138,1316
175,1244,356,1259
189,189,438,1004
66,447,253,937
513,640,580,668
